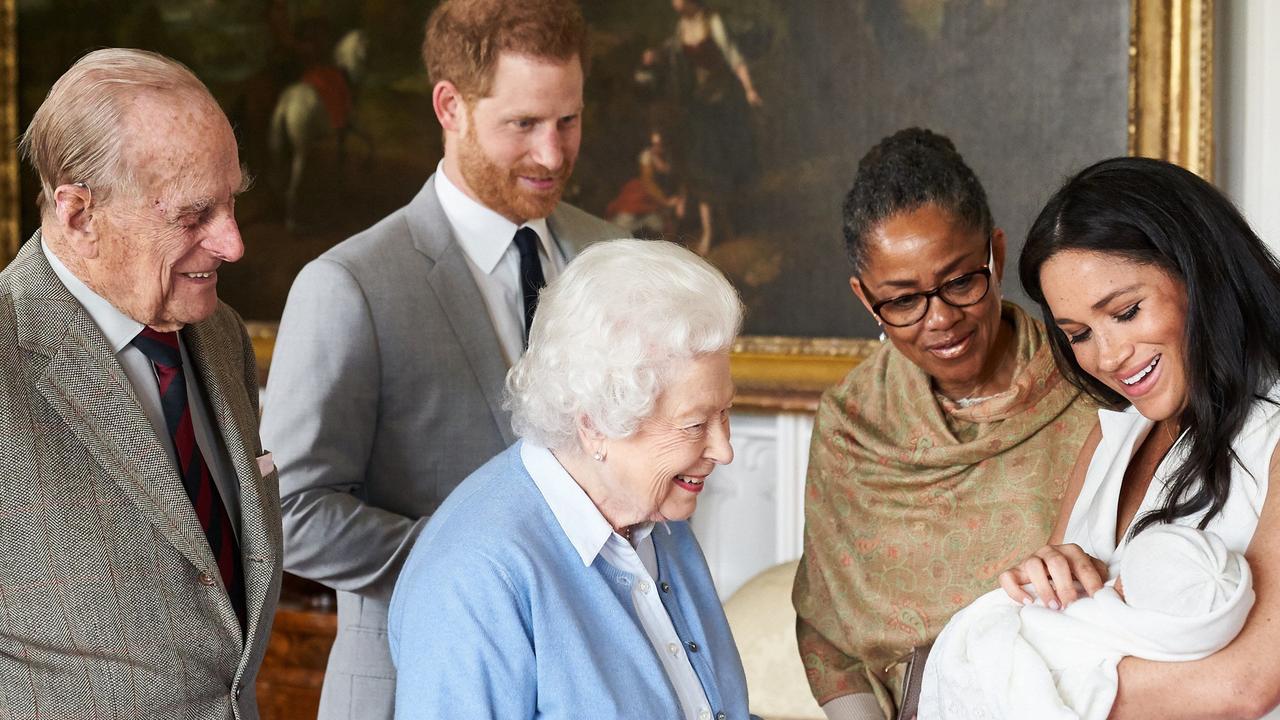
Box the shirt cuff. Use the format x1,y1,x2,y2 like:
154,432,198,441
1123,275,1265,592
822,692,885,720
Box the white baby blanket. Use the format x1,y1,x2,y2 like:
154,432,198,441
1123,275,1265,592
918,525,1254,719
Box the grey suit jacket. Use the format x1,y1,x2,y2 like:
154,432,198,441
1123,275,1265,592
260,175,621,720
0,236,283,720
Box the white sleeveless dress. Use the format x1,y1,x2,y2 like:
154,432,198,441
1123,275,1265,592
1062,385,1280,717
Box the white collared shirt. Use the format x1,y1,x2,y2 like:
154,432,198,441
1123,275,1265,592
434,163,566,365
522,442,713,720
41,240,240,535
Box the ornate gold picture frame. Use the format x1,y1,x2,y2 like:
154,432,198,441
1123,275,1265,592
0,0,1212,410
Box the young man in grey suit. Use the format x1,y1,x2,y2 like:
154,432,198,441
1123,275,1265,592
260,1,620,717
0,49,282,719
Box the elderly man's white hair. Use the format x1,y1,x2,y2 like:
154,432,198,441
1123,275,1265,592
506,239,743,451
19,48,216,216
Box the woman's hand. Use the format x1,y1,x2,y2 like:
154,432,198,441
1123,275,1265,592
998,543,1109,609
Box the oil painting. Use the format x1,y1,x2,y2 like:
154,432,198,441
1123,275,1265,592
1,0,1212,403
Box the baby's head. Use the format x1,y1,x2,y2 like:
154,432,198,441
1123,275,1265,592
1118,525,1246,617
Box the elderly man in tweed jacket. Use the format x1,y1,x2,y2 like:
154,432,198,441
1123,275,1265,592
0,49,282,719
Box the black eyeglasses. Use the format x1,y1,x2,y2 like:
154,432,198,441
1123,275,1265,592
860,249,993,328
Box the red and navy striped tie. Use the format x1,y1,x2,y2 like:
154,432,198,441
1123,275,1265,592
132,327,246,627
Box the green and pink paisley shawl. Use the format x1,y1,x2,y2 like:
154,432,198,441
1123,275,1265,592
792,303,1097,712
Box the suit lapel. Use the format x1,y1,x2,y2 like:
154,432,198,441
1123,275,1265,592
21,294,218,578
11,236,270,662
546,207,584,263
184,317,282,648
407,176,517,445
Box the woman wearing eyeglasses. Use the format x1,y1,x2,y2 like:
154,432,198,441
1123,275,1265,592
791,128,1098,720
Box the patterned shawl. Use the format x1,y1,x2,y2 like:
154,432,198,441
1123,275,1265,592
792,302,1098,714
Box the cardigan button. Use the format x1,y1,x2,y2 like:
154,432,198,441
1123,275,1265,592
715,713,726,720
659,581,671,593
685,640,699,653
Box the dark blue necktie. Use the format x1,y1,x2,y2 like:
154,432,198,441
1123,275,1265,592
513,227,546,342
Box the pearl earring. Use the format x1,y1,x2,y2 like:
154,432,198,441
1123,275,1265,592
592,451,603,462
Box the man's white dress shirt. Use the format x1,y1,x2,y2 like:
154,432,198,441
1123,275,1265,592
434,163,567,365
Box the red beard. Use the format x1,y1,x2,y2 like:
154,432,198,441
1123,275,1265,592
457,125,573,223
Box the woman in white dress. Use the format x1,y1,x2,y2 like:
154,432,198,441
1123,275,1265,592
1003,156,1280,718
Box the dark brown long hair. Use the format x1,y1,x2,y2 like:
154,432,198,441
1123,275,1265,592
1020,156,1280,536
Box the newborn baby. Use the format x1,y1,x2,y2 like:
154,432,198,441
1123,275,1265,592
918,525,1254,720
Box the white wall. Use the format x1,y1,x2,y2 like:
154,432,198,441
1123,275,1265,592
690,411,813,599
1218,0,1280,252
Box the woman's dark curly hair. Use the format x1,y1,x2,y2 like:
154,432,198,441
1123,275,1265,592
842,127,993,272
1020,156,1280,536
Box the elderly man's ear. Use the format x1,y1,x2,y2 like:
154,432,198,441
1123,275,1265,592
52,183,100,259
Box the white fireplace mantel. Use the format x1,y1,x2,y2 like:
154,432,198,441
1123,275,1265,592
690,410,815,599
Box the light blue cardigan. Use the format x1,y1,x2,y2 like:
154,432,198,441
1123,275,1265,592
388,443,754,719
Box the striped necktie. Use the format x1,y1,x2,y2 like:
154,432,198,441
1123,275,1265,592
131,327,246,627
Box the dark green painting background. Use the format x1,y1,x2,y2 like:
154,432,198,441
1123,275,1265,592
15,0,1130,338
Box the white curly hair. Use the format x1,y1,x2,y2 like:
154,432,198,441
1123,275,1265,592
505,239,743,451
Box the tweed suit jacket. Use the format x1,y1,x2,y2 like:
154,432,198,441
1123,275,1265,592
260,175,621,720
0,236,284,720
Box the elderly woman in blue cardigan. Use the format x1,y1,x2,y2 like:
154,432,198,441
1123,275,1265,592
388,239,755,719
